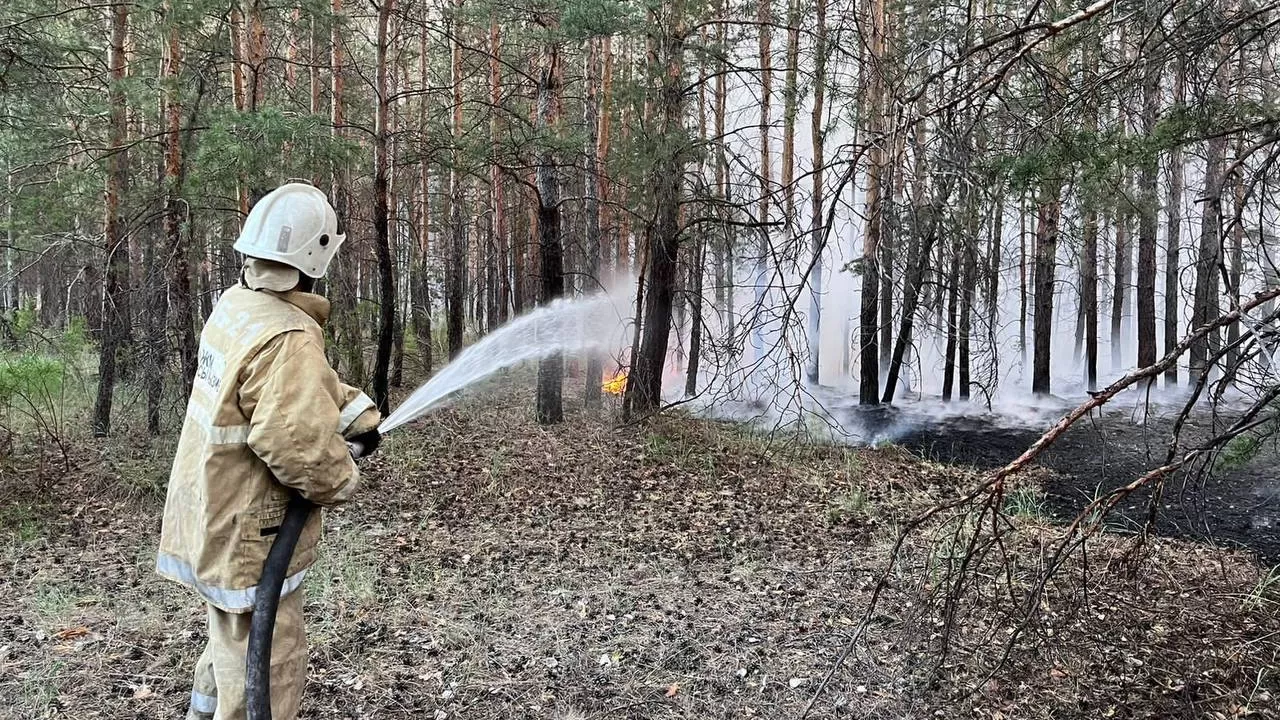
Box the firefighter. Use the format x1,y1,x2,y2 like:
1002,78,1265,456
157,182,381,720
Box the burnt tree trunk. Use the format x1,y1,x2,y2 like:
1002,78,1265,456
1111,210,1129,371
686,228,704,397
859,0,886,405
1032,180,1063,395
959,235,975,401
942,239,959,401
1135,55,1160,383
370,0,395,413
1163,62,1185,387
883,179,948,404
1082,210,1099,390
535,43,564,425
1018,195,1028,368
623,19,685,419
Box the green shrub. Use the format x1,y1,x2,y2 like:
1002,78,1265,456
11,304,37,340
0,355,64,407
1217,433,1264,472
59,316,89,356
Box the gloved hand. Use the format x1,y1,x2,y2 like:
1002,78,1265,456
346,428,381,459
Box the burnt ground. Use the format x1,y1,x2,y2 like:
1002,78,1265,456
2,387,1279,719
850,396,1280,563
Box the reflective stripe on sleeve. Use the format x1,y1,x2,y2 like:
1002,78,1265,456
155,552,308,613
206,424,251,445
186,401,251,446
338,392,376,434
190,690,217,715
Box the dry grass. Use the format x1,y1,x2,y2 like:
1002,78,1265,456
0,388,1277,719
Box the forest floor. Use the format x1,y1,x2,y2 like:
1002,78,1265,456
1,381,1278,719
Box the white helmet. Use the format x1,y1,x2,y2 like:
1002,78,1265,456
233,183,345,278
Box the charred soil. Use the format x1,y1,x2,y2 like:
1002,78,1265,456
882,397,1280,562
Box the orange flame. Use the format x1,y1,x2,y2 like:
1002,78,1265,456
602,370,628,395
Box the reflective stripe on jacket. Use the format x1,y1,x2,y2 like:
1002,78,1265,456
157,285,380,613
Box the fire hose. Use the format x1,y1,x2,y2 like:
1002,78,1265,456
245,492,312,720
246,440,366,720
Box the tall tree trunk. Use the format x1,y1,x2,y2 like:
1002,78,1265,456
1075,34,1098,387
511,196,526,316
942,240,959,401
415,161,434,374
309,15,322,119
805,0,827,384
686,229,705,397
859,0,886,404
419,5,440,368
93,1,130,437
959,246,973,401
1163,62,1185,387
883,182,945,404
714,18,730,327
1032,180,1063,395
1135,55,1160,382
623,18,685,418
286,6,300,91
1018,194,1028,369
753,0,773,361
330,0,364,381
598,36,614,280
229,3,249,219
535,43,565,425
583,38,604,409
986,190,1002,360
1223,43,1247,372
490,21,509,324
686,51,708,400
1226,149,1244,369
2,166,11,313
230,4,247,112
446,4,466,358
1111,210,1129,370
390,59,408,388
1190,136,1226,382
145,64,165,436
163,2,196,392
370,0,395,413
1082,210,1099,390
781,0,799,229
3,149,15,312
615,39,632,278
245,0,266,112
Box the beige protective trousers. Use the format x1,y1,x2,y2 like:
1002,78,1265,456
187,589,307,720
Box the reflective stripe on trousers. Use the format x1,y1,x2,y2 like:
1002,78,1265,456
157,552,308,613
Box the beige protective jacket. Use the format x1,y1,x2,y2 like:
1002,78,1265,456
157,284,379,613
